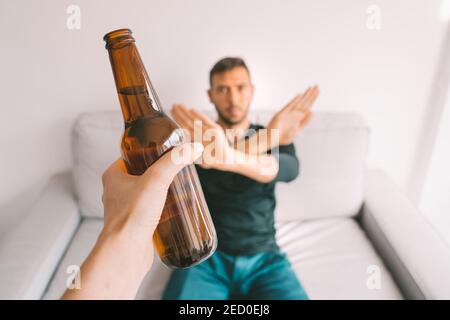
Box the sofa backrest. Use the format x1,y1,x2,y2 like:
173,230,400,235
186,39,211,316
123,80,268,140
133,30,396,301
71,110,369,221
261,111,368,221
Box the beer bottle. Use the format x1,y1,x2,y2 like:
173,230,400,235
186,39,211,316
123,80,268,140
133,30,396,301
103,28,217,268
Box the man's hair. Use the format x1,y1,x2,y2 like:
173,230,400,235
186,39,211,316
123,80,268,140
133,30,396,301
209,57,250,87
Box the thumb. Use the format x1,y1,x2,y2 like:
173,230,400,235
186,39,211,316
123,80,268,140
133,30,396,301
142,142,204,186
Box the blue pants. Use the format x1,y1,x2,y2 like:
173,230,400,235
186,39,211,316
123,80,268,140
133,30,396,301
162,250,308,300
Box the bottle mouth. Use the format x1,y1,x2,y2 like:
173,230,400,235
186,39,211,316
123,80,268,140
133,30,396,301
103,28,135,49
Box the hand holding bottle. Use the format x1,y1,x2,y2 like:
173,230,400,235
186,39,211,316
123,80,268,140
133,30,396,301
101,143,205,243
61,143,204,300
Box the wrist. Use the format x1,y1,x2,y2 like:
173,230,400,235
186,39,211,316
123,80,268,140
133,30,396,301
241,130,279,155
98,224,154,271
219,146,238,171
266,127,280,151
73,230,153,299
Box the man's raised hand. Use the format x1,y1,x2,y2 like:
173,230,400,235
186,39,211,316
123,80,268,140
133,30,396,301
267,85,320,146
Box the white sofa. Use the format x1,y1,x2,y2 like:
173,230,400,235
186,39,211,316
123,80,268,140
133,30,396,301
1,110,449,300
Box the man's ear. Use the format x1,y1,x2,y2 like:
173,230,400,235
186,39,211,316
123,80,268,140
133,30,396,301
207,88,213,103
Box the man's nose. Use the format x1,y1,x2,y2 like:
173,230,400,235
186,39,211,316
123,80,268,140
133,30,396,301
227,88,240,105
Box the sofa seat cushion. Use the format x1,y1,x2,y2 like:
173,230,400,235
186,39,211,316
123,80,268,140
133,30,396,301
276,218,403,299
43,219,103,299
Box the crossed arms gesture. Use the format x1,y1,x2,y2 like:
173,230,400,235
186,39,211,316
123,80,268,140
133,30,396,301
170,85,320,183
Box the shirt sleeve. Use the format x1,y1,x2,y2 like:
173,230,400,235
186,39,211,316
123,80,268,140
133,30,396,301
269,143,300,183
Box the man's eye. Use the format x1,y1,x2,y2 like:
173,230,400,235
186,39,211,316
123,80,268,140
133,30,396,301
218,87,228,94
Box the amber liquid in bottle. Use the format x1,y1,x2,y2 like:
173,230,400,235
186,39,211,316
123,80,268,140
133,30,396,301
104,29,217,268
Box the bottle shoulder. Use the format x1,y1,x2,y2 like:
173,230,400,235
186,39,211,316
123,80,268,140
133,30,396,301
122,113,184,150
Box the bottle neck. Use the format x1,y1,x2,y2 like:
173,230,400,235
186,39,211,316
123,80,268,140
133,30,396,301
105,31,162,124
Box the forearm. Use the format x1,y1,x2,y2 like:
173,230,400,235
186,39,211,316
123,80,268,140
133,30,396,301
61,229,153,300
235,129,279,155
275,152,300,182
219,149,279,183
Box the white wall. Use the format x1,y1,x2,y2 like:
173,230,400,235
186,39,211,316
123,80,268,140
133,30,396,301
420,83,450,245
0,0,447,209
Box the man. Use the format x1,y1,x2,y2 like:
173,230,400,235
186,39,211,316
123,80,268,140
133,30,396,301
164,57,319,300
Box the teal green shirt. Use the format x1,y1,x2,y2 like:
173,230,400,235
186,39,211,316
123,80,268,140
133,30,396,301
195,124,300,256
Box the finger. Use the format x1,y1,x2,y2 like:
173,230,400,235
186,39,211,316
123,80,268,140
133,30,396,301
171,112,194,131
171,104,195,130
296,87,314,109
284,93,304,112
174,104,196,122
296,85,319,112
190,108,218,128
287,85,316,111
102,158,130,185
171,104,194,126
303,85,320,107
142,142,204,188
104,158,127,177
299,111,314,129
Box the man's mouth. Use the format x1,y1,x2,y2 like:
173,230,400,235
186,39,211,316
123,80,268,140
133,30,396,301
227,107,241,117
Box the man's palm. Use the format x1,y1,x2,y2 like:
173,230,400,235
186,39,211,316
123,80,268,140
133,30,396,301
268,85,319,145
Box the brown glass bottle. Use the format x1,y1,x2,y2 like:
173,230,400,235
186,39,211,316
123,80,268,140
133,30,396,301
103,28,217,269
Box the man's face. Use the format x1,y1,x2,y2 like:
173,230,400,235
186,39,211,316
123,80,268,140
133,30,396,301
208,66,254,126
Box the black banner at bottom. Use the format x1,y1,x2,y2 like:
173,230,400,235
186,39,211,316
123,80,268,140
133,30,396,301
0,300,445,318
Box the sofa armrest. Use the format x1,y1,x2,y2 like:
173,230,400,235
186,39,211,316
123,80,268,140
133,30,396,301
0,172,81,299
359,168,450,299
